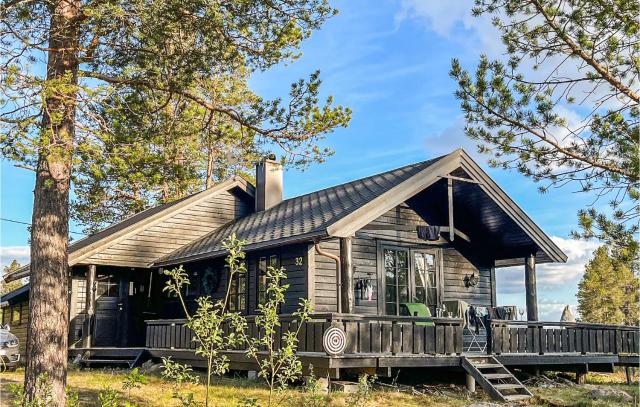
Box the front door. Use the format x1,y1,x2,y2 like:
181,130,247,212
93,274,125,346
382,246,440,316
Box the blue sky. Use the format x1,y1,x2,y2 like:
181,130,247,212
1,0,602,320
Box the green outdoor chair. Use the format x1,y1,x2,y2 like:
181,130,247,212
400,302,435,326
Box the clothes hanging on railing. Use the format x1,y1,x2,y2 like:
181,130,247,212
489,305,518,320
503,305,518,320
467,306,488,334
442,299,469,319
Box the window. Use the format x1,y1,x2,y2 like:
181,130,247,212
228,268,247,313
414,252,438,312
383,247,439,315
257,255,279,307
384,248,409,315
76,279,86,313
11,305,21,324
96,275,118,297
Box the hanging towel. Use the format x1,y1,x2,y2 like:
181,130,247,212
417,225,441,241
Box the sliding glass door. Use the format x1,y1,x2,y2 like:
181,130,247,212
413,252,438,313
384,248,409,315
383,246,439,316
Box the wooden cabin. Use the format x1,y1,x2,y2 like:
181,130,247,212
3,149,638,401
1,284,30,356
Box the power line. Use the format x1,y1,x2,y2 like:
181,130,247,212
1,217,85,236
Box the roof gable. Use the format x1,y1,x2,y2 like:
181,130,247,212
4,178,254,281
156,155,448,265
72,178,254,267
327,149,566,263
158,149,566,267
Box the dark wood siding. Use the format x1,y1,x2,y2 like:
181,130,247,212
311,203,495,314
85,190,252,267
245,244,308,314
313,239,339,312
441,247,492,306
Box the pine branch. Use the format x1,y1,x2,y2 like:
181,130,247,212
530,0,640,103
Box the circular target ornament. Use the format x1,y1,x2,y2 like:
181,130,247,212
323,326,347,356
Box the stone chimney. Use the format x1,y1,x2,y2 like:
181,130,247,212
255,154,283,211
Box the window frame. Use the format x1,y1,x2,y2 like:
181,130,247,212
228,262,248,314
11,304,21,324
96,274,118,298
256,253,280,311
377,242,441,316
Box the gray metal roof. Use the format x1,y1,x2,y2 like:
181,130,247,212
156,156,446,265
0,283,29,305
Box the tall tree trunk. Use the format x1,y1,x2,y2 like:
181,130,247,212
25,0,80,405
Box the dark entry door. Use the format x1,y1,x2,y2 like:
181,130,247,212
93,274,125,346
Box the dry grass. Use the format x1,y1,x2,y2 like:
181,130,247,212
0,367,477,407
0,367,637,406
531,371,639,407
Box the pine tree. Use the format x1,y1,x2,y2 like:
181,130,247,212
1,1,350,403
450,0,639,263
577,247,639,325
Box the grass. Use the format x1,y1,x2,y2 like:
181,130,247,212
0,367,479,407
531,371,639,407
0,367,637,406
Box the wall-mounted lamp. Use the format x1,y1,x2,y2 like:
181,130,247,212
464,273,479,288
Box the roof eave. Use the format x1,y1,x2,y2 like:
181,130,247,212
5,177,255,282
154,229,330,267
457,151,567,264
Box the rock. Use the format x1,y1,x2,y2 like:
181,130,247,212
140,359,154,371
140,361,163,375
304,376,329,393
330,381,359,393
587,386,633,402
465,403,502,407
560,305,575,322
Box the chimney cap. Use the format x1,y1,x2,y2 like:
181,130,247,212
265,153,277,161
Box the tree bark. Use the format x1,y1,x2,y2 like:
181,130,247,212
25,0,80,405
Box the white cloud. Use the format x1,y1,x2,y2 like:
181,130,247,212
394,0,504,55
0,246,30,271
496,236,600,295
423,115,481,159
496,236,599,320
537,298,579,321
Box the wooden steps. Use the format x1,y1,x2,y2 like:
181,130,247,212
80,349,147,369
462,355,532,402
483,373,513,379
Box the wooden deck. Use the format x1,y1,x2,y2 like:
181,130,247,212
137,314,640,377
145,314,466,356
69,314,639,378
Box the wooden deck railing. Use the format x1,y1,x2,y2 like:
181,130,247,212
144,313,465,356
487,320,640,355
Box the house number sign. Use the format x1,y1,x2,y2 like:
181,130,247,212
322,327,347,356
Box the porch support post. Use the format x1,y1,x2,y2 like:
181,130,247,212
82,264,97,348
525,253,538,321
340,237,354,314
447,178,454,241
466,373,476,393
